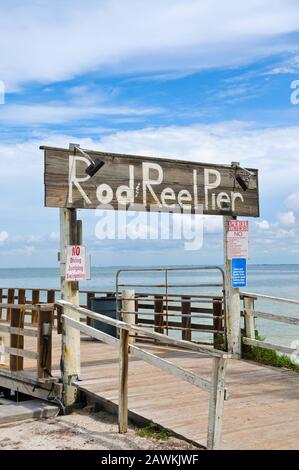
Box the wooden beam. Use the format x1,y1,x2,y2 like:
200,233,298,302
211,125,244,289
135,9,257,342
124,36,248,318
37,307,53,379
5,347,37,360
154,295,164,334
207,357,227,450
31,290,40,324
60,204,80,408
181,296,191,341
58,302,231,358
10,307,24,371
122,290,135,344
243,337,298,355
0,325,37,337
243,297,255,340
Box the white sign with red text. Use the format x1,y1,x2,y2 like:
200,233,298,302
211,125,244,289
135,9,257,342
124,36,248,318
227,220,249,259
66,245,89,281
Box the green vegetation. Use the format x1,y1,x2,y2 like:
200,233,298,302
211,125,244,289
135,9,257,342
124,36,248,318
243,334,299,372
136,422,172,441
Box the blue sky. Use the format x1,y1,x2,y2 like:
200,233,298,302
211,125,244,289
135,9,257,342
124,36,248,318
1,0,299,267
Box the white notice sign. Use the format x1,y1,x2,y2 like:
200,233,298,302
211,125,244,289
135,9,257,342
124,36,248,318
227,220,249,259
66,245,89,281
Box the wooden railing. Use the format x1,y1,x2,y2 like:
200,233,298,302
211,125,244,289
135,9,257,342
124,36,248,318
57,299,231,450
0,287,226,347
0,302,54,379
241,292,299,358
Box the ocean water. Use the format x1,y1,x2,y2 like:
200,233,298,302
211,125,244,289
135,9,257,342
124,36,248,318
0,265,298,347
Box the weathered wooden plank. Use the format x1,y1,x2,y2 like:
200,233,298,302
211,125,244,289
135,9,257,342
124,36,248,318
250,310,299,326
5,347,38,360
181,296,191,341
213,300,223,349
63,315,119,347
129,344,211,393
37,308,53,378
7,289,14,322
0,324,37,337
31,290,40,324
58,301,231,358
42,146,259,216
10,307,24,371
243,337,298,355
207,357,227,450
154,295,164,334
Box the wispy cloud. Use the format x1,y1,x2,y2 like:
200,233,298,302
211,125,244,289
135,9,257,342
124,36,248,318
1,1,299,90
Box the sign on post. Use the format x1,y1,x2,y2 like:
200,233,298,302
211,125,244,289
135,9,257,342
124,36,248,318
227,220,249,259
66,245,90,281
231,258,247,288
41,146,259,217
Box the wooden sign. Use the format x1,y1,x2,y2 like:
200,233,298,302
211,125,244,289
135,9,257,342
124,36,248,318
41,146,259,216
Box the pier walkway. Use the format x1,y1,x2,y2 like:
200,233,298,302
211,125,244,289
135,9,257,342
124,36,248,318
3,330,298,450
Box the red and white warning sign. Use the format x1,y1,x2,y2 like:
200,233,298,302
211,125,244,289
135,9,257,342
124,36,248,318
66,245,89,281
227,220,249,259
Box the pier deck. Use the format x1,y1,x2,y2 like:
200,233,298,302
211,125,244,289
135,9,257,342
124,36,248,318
1,330,298,450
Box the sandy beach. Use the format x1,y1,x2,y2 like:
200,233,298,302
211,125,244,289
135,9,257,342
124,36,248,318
0,406,197,451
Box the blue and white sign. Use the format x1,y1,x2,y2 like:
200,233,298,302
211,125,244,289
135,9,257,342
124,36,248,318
231,258,247,288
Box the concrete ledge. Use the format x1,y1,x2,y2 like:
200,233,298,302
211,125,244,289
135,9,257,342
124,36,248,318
0,399,59,425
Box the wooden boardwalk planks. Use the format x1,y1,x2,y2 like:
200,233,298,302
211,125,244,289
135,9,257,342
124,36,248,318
0,330,298,449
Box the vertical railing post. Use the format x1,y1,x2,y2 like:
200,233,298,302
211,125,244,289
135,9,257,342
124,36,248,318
60,205,80,409
10,306,24,372
213,299,223,349
37,306,53,379
118,328,129,433
181,296,191,341
207,356,227,450
243,296,255,340
154,295,164,334
122,290,135,344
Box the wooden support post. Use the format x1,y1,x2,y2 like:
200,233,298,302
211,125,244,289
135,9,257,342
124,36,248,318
37,306,53,378
223,215,241,357
122,290,135,344
86,292,95,326
47,290,55,304
154,295,164,334
244,296,255,340
60,206,80,408
118,328,129,433
207,357,227,450
213,300,223,349
31,289,40,324
10,307,24,372
181,296,191,341
7,288,14,322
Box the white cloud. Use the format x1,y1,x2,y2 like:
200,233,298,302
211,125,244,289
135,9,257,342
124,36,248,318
278,211,296,226
286,192,299,214
0,231,9,242
1,1,299,89
256,220,270,230
0,104,163,125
